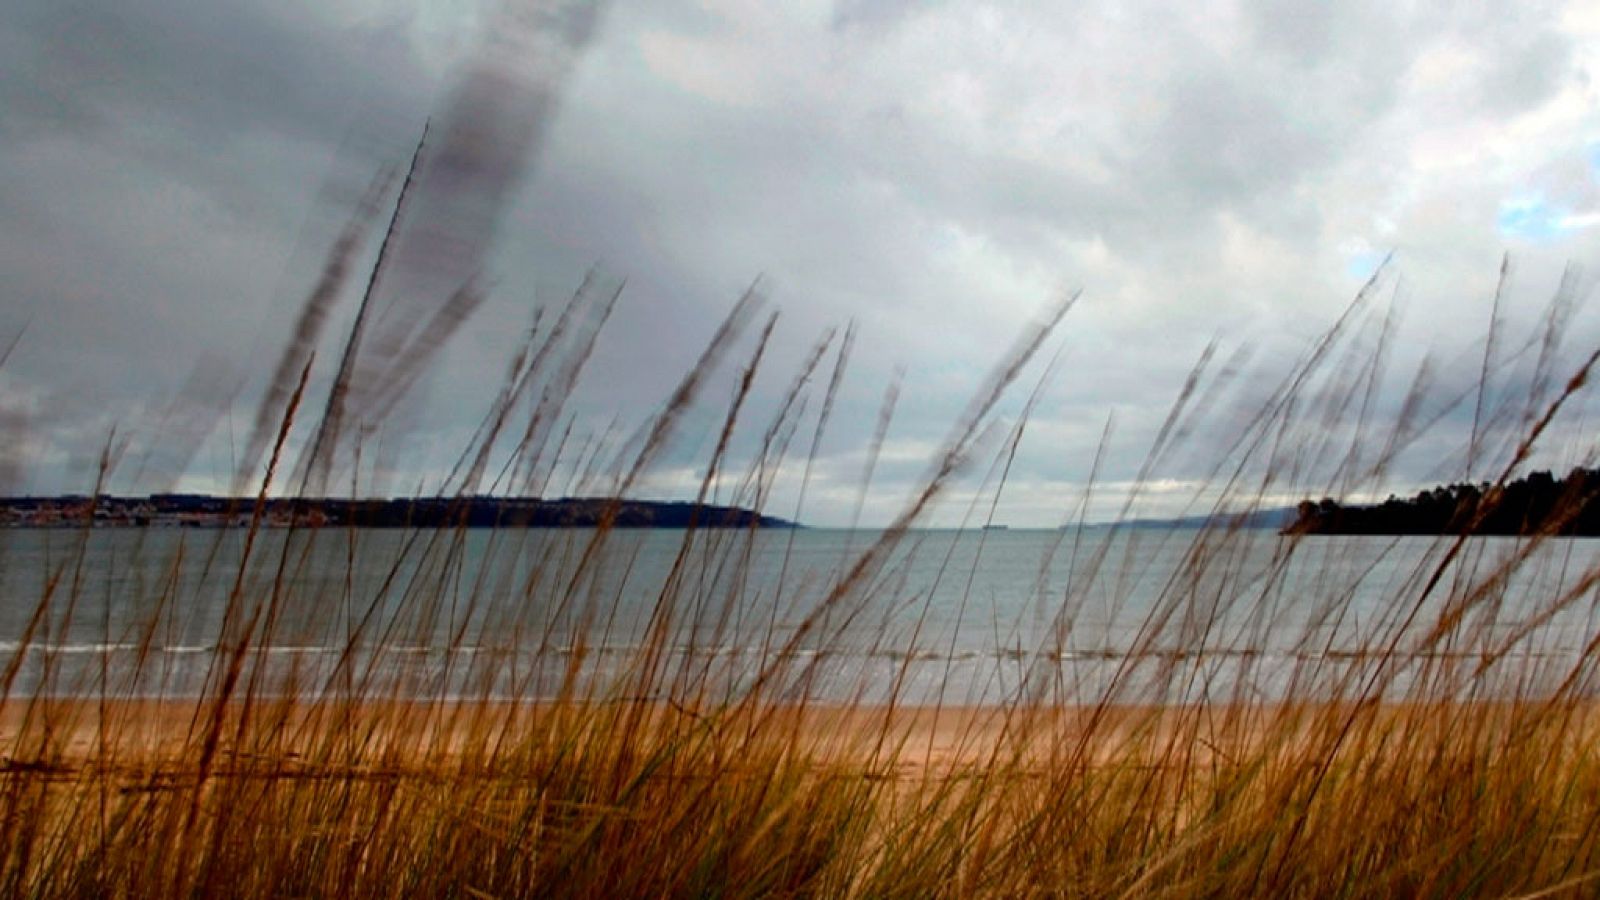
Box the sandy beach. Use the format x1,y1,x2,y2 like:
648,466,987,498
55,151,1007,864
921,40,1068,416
6,693,1557,781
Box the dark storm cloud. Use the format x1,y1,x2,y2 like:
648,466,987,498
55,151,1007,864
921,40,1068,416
2,0,425,145
0,0,441,490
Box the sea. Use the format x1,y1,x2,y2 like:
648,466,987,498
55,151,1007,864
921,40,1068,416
4,526,1600,706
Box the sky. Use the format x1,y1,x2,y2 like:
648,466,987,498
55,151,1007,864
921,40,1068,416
2,0,1599,526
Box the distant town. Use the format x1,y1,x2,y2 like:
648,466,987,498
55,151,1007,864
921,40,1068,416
0,495,794,530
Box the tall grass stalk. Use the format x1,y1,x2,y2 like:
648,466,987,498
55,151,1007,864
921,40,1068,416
8,223,1600,897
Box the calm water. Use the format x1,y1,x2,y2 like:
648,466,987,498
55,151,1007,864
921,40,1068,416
4,526,1600,704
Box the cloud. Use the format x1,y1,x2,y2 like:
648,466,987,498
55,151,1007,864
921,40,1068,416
2,0,1598,525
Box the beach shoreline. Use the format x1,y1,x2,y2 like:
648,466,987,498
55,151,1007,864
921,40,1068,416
5,693,1577,779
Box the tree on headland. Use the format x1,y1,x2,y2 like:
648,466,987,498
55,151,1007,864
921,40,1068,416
1288,467,1600,536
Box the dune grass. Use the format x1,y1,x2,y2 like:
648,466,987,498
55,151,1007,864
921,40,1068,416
5,186,1600,898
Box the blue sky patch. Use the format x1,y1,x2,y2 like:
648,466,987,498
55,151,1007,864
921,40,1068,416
1343,248,1387,281
1498,193,1574,242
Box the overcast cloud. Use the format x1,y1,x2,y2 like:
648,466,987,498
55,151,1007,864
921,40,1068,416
2,0,1598,525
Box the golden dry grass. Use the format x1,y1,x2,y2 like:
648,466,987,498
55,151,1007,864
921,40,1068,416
5,181,1600,895
8,693,1600,897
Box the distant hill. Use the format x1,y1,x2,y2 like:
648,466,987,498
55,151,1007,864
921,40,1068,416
1286,467,1600,536
1113,507,1299,531
0,495,794,530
